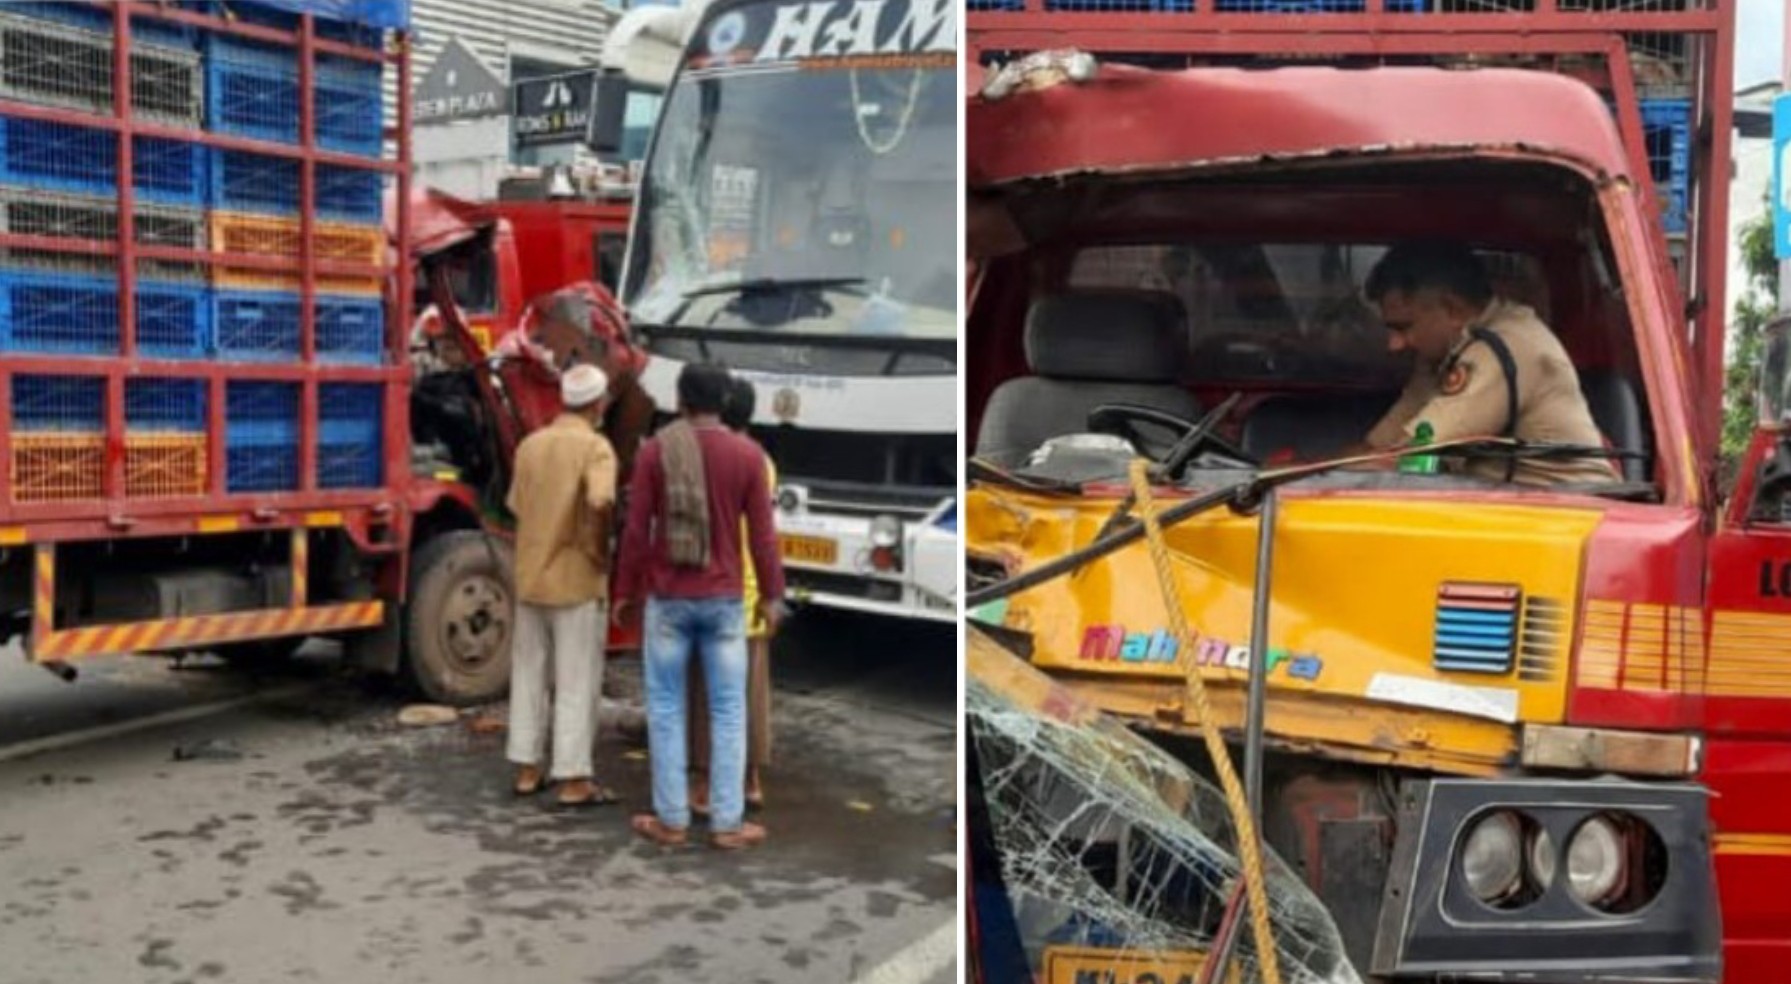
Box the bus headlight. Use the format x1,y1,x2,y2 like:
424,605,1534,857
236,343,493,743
1461,810,1524,903
870,515,902,549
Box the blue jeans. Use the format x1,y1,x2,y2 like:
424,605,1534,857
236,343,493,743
643,595,749,832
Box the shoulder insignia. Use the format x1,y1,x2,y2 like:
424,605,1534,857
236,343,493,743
1440,360,1472,396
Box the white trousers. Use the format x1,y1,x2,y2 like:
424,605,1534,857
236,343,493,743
507,600,606,780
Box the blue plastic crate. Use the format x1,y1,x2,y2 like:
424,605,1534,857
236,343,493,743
203,1,391,46
210,148,383,221
0,269,209,358
317,163,383,222
1639,97,1692,235
204,35,384,156
214,289,301,362
1044,0,1192,9
318,381,380,488
126,378,207,431
135,137,209,205
227,444,298,491
0,118,206,205
4,3,201,50
316,61,383,157
12,374,103,431
135,280,212,359
0,269,115,355
225,380,299,492
203,36,298,146
209,148,298,215
317,295,383,363
214,290,383,362
1215,0,1427,9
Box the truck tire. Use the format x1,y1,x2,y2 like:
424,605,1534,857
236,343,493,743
404,531,514,705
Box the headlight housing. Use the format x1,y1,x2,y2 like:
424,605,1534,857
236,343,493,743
869,514,902,549
1564,815,1627,906
1460,810,1524,904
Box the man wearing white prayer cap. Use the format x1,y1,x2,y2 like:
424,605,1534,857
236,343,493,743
504,361,620,807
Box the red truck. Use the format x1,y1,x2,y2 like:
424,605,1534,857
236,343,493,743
963,2,1785,983
0,2,643,705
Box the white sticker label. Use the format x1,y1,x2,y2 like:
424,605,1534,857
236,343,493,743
1365,673,1520,725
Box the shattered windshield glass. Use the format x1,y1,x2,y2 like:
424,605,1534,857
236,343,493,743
968,628,1361,984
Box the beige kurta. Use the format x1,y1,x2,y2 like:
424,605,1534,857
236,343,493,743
506,414,619,607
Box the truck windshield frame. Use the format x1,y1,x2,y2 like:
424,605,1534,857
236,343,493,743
620,0,956,372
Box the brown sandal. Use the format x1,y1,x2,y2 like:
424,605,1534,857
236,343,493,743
631,814,689,847
556,779,621,809
512,765,546,797
710,821,768,851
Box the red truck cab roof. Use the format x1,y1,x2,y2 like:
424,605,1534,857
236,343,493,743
970,64,1634,187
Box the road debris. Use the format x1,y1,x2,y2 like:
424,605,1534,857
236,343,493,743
397,705,459,728
466,715,506,736
172,739,244,762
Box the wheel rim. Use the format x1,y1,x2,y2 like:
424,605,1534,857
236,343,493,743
439,572,510,674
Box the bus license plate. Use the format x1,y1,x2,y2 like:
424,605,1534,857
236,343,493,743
780,533,838,565
1042,946,1231,984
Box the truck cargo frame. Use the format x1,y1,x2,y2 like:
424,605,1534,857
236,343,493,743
0,1,422,665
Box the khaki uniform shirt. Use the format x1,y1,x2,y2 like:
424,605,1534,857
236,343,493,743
507,414,618,607
1366,299,1619,487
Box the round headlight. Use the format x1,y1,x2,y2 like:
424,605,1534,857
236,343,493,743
1461,810,1525,903
1566,816,1626,906
1529,826,1558,889
869,514,902,549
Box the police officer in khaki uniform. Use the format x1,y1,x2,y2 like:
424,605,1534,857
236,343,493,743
1356,242,1618,487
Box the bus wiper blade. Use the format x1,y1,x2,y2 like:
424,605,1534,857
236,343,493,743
680,275,868,301
663,276,869,325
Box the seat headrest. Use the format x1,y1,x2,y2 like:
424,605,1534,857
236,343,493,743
1025,290,1185,383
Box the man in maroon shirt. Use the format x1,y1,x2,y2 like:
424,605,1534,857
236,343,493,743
615,361,785,850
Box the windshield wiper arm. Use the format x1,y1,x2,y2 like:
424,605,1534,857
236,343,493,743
1438,439,1643,462
661,276,869,326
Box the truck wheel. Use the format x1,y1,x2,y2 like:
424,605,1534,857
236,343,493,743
404,531,514,705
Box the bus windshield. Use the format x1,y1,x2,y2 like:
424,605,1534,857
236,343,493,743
623,0,956,353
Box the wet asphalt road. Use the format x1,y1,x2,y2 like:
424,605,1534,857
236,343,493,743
0,609,958,984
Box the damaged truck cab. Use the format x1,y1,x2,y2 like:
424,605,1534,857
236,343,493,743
966,9,1784,982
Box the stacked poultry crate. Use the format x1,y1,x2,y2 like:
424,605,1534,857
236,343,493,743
0,1,390,504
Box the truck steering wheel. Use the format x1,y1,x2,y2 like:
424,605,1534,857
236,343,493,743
1086,401,1255,472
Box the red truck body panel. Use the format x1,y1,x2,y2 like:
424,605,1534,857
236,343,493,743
967,2,1782,978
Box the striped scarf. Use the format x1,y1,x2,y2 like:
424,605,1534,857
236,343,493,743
658,419,711,569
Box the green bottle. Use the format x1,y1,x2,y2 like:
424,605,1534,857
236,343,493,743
1398,421,1441,474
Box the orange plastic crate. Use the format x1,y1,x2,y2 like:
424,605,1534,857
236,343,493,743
12,433,103,503
125,433,207,498
208,211,385,296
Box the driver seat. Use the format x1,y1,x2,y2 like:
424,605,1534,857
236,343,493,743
975,290,1201,460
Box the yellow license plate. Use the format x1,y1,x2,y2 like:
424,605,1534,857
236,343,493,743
780,533,838,565
1043,945,1233,984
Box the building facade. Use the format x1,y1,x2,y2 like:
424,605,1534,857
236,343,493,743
399,0,633,199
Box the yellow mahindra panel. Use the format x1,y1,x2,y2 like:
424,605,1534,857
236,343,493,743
967,486,1603,746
